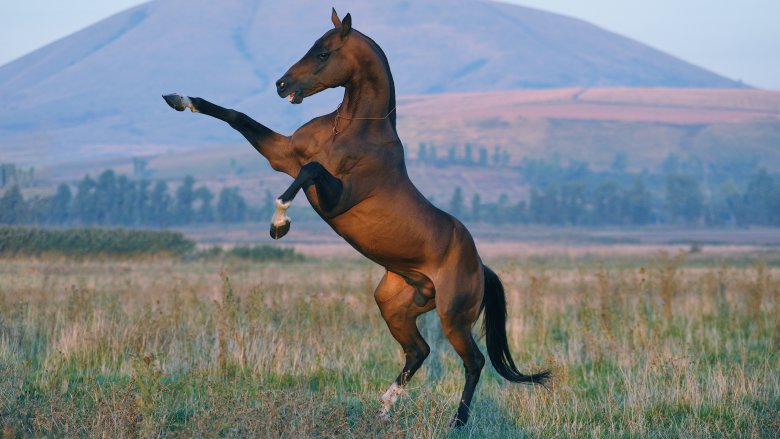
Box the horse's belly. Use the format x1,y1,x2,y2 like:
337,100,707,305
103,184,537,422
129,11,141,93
327,202,446,271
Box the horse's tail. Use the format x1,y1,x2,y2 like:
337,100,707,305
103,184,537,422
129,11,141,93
481,265,551,385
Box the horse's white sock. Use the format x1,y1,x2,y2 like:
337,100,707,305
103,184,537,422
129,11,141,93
378,382,404,420
272,198,292,226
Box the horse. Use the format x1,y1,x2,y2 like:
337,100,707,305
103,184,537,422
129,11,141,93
162,8,549,427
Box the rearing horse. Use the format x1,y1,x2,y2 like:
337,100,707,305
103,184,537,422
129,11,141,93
163,9,548,427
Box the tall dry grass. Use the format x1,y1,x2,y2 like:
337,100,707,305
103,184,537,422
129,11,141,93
0,252,777,437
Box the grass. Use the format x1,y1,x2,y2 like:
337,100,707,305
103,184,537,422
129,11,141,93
0,251,777,437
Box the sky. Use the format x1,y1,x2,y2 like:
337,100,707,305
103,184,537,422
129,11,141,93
0,0,777,89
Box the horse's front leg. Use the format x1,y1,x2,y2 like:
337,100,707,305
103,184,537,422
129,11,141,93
162,94,295,174
270,162,343,239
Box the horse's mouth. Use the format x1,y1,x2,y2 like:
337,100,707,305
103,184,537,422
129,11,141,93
287,91,304,104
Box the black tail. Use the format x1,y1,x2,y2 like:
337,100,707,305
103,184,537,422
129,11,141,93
481,266,551,385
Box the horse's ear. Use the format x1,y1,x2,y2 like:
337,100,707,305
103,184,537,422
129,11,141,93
331,8,341,28
341,13,352,38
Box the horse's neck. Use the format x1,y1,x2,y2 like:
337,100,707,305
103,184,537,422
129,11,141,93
340,84,390,119
338,36,395,124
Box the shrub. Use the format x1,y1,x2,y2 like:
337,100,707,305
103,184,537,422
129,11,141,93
225,244,303,262
0,226,195,257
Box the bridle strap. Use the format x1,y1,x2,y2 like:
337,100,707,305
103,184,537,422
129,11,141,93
333,103,396,135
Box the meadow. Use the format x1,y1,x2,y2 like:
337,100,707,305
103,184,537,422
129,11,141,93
0,248,777,437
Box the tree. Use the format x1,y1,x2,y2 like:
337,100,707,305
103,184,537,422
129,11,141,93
449,186,464,218
771,181,780,226
610,152,628,173
471,193,482,222
429,146,438,162
73,175,96,224
662,153,680,175
195,186,215,223
149,181,172,226
492,146,501,166
464,143,474,165
136,180,151,225
418,143,428,162
217,187,247,222
94,170,118,225
559,182,586,225
478,147,488,166
592,181,622,225
665,173,703,224
511,200,528,224
0,186,26,224
743,169,775,225
48,183,72,225
175,176,196,224
115,174,136,225
622,177,652,225
530,185,560,224
495,193,510,224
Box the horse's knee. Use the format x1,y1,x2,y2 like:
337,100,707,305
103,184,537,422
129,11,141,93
299,161,324,179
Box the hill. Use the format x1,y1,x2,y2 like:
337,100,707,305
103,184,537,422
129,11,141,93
0,0,744,166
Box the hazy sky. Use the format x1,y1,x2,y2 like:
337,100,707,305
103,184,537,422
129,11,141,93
0,0,777,89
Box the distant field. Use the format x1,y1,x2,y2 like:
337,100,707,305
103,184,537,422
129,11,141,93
399,88,780,124
396,87,780,173
34,87,780,210
0,248,777,437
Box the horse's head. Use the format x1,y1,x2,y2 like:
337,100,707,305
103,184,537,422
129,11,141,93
276,9,355,104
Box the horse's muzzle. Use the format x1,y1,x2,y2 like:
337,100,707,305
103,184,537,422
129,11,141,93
276,77,290,97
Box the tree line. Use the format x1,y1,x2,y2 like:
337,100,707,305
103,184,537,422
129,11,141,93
0,170,275,226
444,164,780,227
416,143,512,168
1,160,778,228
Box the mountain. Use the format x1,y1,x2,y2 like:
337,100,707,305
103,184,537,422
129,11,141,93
0,0,744,166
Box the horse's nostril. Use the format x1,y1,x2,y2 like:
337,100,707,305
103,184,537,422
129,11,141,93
279,82,285,89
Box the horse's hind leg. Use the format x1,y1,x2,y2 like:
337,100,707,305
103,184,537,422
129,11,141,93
436,270,486,427
374,271,435,420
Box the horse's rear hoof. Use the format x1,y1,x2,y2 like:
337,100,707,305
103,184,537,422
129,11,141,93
449,414,468,429
162,93,188,111
270,220,291,240
378,409,392,424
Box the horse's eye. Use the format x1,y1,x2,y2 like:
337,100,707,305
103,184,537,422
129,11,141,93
318,52,330,61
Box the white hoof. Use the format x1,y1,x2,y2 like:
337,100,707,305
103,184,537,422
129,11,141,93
378,382,404,421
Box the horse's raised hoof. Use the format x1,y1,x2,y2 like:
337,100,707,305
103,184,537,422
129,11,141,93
162,93,191,112
270,219,291,240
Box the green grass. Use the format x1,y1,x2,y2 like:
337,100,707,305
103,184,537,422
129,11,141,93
0,254,777,437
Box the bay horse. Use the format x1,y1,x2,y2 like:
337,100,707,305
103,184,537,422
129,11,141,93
163,9,548,427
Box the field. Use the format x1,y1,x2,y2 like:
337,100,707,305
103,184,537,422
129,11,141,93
1,247,778,437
